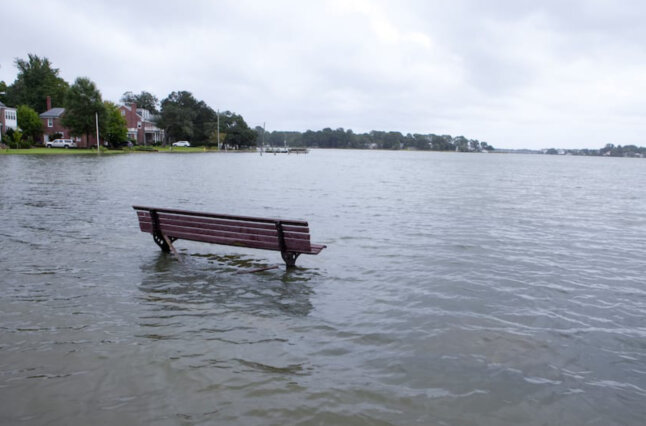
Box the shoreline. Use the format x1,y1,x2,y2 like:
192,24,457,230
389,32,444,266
2,147,643,158
0,147,253,155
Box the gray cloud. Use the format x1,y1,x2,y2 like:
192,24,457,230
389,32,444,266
1,0,645,149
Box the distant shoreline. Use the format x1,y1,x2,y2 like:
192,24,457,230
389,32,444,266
1,146,644,158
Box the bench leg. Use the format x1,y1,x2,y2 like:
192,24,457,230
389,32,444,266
281,251,300,268
153,231,177,255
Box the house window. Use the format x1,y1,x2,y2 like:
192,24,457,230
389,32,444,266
121,110,125,116
48,118,53,127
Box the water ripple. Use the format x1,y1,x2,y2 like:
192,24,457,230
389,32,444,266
1,152,646,425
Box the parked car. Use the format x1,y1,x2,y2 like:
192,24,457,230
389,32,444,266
172,141,190,147
46,139,77,149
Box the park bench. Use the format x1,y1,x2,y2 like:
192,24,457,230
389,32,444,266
133,205,326,268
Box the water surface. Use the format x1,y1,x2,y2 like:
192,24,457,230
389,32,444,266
1,150,645,425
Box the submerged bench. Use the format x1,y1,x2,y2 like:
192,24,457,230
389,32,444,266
133,205,326,267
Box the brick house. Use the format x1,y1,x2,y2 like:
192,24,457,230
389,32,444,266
119,102,164,145
39,96,98,147
0,101,18,144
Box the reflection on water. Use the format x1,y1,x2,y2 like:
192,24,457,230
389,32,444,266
138,252,316,319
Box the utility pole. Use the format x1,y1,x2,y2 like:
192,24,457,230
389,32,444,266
95,112,100,153
260,122,265,155
217,109,220,151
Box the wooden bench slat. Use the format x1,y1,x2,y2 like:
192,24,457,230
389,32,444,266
308,243,326,255
138,212,312,241
142,222,281,247
163,230,280,251
163,225,280,246
139,223,315,252
153,228,315,253
134,205,308,226
156,212,280,231
152,215,280,237
158,216,311,241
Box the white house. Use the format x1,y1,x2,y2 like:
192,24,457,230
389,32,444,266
0,101,18,143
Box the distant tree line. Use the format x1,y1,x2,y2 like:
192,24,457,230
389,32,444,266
543,144,646,158
256,127,494,152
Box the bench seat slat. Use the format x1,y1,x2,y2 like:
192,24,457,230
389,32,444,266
156,216,311,241
157,229,315,253
138,211,311,240
163,230,280,251
139,222,315,253
308,243,326,255
143,215,279,237
134,205,308,226
163,224,280,246
156,212,280,231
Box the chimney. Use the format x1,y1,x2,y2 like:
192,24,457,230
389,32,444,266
132,102,137,112
46,96,52,111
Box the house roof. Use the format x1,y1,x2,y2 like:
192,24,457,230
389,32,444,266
0,101,17,111
40,108,65,118
119,103,160,123
119,103,143,120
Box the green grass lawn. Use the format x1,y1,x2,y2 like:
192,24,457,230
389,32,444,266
158,146,221,153
1,146,246,155
0,147,126,155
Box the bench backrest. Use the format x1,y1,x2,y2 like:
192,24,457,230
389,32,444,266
133,206,314,253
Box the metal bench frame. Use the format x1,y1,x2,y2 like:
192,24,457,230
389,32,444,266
133,206,325,268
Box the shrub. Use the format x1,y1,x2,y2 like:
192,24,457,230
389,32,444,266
7,130,31,148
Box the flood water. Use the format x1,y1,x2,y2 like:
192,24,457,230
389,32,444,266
1,150,645,425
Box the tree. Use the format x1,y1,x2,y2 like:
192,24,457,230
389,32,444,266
193,100,217,145
103,101,127,147
383,131,403,150
17,105,42,143
120,91,159,113
429,134,452,151
158,91,224,146
5,54,69,113
62,77,106,143
480,141,494,151
158,91,198,143
218,111,257,148
412,134,431,150
7,129,26,149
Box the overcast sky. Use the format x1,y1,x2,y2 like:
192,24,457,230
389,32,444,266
2,0,645,149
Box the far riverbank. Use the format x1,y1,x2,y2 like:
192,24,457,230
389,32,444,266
0,146,248,155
